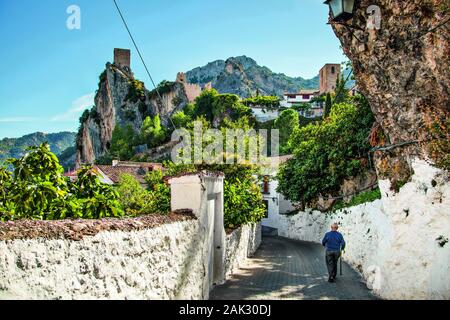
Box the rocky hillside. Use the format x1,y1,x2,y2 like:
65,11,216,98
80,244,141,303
186,56,319,97
331,0,449,179
0,132,76,166
76,62,190,166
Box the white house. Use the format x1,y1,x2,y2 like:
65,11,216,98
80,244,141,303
280,89,324,119
260,155,297,232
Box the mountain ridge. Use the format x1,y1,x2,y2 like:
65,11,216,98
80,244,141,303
186,55,320,98
0,131,77,169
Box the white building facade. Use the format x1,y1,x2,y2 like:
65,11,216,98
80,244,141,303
260,156,297,231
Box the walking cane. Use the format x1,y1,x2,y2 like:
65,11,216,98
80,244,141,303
339,247,344,276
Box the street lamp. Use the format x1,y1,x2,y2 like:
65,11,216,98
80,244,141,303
324,0,356,22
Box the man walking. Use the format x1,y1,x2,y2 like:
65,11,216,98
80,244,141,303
322,223,346,283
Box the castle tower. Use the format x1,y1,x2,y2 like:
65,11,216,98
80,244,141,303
319,63,341,94
114,48,131,70
176,72,187,83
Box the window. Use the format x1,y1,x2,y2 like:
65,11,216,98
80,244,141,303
331,66,336,74
263,200,269,219
262,176,270,194
302,94,310,100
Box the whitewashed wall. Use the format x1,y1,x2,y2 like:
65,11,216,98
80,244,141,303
0,173,263,300
0,220,206,300
276,159,450,300
224,223,262,278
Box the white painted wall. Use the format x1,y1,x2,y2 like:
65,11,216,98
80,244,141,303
224,223,262,278
0,173,262,300
275,159,450,300
262,175,296,230
0,220,206,300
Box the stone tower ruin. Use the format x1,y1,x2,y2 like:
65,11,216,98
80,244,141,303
319,63,341,94
114,48,131,70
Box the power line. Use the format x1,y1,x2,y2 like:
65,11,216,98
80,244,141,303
112,0,176,130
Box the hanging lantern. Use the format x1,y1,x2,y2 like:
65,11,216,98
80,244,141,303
324,0,356,22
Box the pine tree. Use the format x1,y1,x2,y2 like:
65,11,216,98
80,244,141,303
324,93,332,118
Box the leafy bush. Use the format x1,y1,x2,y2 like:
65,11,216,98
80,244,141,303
109,124,136,160
274,109,299,154
242,96,280,109
144,168,172,214
223,179,265,229
332,188,382,211
116,174,157,216
139,115,167,148
277,95,374,206
71,166,123,219
196,160,266,229
126,79,146,103
171,111,191,128
0,144,123,221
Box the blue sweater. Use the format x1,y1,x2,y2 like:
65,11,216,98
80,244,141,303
322,231,346,252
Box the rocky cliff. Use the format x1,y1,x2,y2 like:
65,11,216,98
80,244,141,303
75,63,190,166
330,0,449,182
186,56,319,98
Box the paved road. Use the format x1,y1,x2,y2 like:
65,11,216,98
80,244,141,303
211,236,377,300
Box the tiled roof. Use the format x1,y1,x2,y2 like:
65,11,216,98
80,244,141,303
95,165,153,184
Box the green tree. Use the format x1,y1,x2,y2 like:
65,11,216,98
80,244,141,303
194,89,219,122
5,143,76,220
171,111,191,129
140,115,167,148
71,166,124,219
116,173,157,216
109,124,135,160
324,93,333,118
274,109,299,154
277,96,374,206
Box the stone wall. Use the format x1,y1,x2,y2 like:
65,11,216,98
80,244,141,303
0,219,263,300
0,219,207,300
276,159,450,300
224,223,262,278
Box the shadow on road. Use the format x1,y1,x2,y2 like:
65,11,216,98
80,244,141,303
210,236,378,300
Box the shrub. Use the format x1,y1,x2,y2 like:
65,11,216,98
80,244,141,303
223,178,265,229
332,188,382,211
277,95,374,206
116,174,158,216
125,79,146,103
242,96,280,109
0,144,123,221
70,166,124,219
274,109,299,154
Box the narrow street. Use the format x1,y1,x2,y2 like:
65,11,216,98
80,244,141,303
211,237,377,300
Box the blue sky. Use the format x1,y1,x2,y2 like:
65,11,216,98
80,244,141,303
0,0,345,139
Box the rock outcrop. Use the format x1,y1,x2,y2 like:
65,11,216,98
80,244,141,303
330,0,449,180
75,63,192,166
186,56,320,98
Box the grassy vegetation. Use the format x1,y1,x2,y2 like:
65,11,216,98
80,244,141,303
332,188,382,211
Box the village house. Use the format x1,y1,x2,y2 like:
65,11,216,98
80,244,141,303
260,155,296,234
64,160,163,187
254,63,341,122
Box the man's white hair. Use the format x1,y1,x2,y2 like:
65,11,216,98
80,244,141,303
331,223,339,230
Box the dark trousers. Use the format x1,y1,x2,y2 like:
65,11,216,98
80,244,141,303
326,251,341,279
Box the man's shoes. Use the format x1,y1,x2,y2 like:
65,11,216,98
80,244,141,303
328,277,334,283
